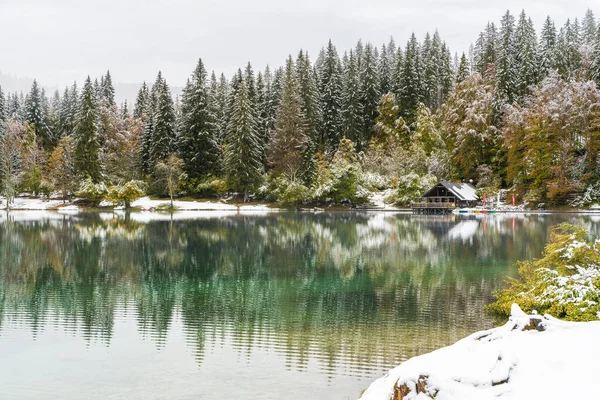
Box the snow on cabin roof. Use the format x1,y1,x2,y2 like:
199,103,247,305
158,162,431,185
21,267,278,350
423,181,479,201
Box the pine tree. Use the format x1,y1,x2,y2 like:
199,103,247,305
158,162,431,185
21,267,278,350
58,86,71,137
582,9,598,44
456,52,470,83
399,33,423,125
177,58,220,179
295,51,319,183
341,50,363,145
0,86,5,132
149,72,176,169
317,40,344,151
496,11,517,104
557,19,582,79
25,80,52,148
141,86,156,175
270,56,309,181
134,82,149,119
358,42,380,148
378,43,392,95
74,76,102,182
440,42,454,101
515,12,539,100
255,71,270,166
101,70,116,108
592,26,600,87
216,73,230,145
539,16,558,78
224,71,263,199
392,46,404,96
474,23,499,75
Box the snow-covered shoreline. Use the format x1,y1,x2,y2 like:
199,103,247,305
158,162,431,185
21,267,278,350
359,304,600,400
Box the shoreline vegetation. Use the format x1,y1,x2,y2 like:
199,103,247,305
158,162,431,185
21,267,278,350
360,223,600,399
1,9,600,211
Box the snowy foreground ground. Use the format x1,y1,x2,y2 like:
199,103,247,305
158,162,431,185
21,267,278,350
359,304,600,400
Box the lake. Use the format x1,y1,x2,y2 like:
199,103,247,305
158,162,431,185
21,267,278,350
1,211,598,400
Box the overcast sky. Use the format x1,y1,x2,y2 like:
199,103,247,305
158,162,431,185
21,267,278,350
0,0,596,89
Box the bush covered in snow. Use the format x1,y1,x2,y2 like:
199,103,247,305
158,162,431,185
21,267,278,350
395,173,437,206
75,177,108,207
488,223,600,321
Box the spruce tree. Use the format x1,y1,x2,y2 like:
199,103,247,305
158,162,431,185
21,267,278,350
378,43,392,95
149,72,176,168
134,82,149,119
255,71,270,166
317,40,344,151
392,46,404,96
358,43,380,148
25,80,52,148
141,87,156,174
456,52,470,83
474,23,498,75
440,42,454,101
74,76,102,182
216,73,230,145
295,51,319,182
0,86,5,131
341,50,363,145
582,9,597,44
515,12,539,101
399,33,423,126
262,66,279,139
592,26,600,87
496,11,517,104
101,70,116,108
539,16,558,78
178,58,219,179
270,56,308,181
224,71,263,199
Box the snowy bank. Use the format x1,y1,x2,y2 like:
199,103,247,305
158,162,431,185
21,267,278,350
359,304,600,400
130,196,278,211
0,197,73,210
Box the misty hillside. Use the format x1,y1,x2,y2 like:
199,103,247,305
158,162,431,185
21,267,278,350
0,71,182,104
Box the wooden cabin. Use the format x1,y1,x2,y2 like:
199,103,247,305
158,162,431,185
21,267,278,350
412,181,479,214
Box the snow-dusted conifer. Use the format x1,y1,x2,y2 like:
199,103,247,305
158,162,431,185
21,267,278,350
341,50,363,145
317,40,344,151
224,70,263,199
178,58,219,179
74,76,102,182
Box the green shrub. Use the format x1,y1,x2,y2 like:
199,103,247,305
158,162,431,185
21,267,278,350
487,223,600,321
76,177,108,207
107,180,146,208
195,176,228,197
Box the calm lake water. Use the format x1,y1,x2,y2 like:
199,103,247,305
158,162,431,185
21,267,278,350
1,211,599,400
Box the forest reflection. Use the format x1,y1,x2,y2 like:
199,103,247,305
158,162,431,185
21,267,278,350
0,211,593,378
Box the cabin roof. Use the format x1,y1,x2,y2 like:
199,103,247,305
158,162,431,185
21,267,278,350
423,181,479,201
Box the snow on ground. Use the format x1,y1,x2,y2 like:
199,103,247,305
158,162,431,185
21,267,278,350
359,304,600,400
0,196,278,212
0,197,71,210
369,190,401,210
130,196,277,212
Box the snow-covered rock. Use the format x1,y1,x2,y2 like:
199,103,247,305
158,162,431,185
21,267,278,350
359,304,600,400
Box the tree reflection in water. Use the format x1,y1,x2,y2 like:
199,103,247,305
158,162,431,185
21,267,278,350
0,211,595,379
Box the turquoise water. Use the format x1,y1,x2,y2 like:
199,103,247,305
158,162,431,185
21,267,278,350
0,211,597,399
